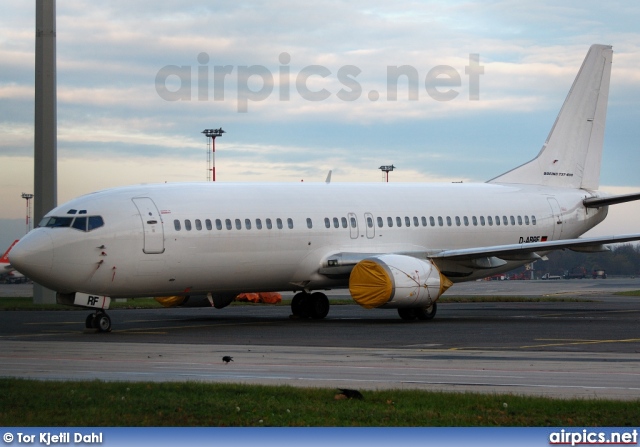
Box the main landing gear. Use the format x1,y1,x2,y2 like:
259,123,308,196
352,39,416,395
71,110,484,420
397,302,437,321
290,292,330,319
85,310,112,332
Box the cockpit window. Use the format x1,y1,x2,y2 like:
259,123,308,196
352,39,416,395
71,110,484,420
87,216,104,231
39,215,104,232
67,209,78,215
43,216,73,228
72,217,87,231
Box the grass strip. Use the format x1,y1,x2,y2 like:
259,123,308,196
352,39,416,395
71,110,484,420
0,379,637,427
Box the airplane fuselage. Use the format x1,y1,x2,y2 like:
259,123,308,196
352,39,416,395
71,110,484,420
16,181,607,298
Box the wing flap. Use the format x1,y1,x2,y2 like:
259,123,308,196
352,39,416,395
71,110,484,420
429,233,640,261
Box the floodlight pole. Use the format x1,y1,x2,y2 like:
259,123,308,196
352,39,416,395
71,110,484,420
379,165,396,182
21,193,34,234
202,128,225,181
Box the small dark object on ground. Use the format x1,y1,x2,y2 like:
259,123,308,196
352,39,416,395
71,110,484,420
337,388,363,399
222,356,233,363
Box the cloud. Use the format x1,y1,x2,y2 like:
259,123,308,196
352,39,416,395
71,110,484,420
2,0,640,228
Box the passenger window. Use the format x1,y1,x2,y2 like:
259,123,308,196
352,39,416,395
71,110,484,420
245,218,252,230
413,216,419,227
367,216,373,228
277,218,283,229
472,216,478,226
341,217,347,228
377,216,384,227
195,219,202,231
88,216,104,231
235,219,242,230
174,220,181,231
387,217,393,227
256,218,262,230
531,215,537,225
333,217,339,228
438,216,443,226
225,219,232,230
495,216,500,226
287,218,294,229
396,217,402,227
405,216,410,227
455,216,461,226
510,216,515,225
205,219,212,230
487,216,493,226
429,217,435,226
185,220,192,231
307,218,313,229
72,217,87,231
421,216,427,227
524,215,530,225
517,216,523,225
216,219,222,230
463,216,469,226
325,218,330,228
350,217,356,228
503,216,508,226
266,218,273,229
446,216,452,226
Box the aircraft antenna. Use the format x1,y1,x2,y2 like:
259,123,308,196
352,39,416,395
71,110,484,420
202,128,225,181
379,165,395,182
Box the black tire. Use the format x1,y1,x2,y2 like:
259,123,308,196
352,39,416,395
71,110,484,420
309,292,330,319
415,302,437,320
291,292,309,317
397,308,417,321
96,314,112,332
85,313,95,329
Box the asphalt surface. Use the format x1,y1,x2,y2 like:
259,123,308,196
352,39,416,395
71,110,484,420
1,280,639,399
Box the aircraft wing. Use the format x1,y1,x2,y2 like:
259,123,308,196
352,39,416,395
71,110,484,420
319,233,640,278
428,233,640,263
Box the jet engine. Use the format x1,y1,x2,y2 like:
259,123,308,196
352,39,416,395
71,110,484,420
348,254,452,309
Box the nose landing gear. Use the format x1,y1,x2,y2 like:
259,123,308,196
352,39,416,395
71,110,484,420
85,310,112,332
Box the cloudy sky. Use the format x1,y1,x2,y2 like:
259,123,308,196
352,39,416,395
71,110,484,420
1,1,640,249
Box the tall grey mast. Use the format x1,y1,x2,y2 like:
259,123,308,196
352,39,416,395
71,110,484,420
33,0,57,304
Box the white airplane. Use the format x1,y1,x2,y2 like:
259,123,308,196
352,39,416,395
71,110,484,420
10,44,640,332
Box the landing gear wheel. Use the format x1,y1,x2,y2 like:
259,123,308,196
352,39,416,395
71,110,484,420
291,292,309,318
309,292,329,319
415,302,437,320
397,308,417,321
85,313,95,329
96,313,112,332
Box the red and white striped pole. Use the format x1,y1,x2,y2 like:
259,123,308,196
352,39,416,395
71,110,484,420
202,128,225,182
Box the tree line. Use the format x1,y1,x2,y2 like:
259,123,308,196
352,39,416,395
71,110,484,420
510,244,640,278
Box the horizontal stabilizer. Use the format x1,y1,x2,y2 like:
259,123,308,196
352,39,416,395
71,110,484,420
584,192,640,208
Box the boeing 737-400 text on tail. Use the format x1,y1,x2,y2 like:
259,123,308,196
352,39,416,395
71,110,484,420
10,44,640,331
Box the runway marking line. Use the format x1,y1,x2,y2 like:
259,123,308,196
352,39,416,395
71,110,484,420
522,338,640,348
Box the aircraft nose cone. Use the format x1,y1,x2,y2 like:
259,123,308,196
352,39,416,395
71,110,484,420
9,230,54,281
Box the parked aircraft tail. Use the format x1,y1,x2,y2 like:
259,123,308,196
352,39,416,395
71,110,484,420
0,240,20,264
489,44,612,190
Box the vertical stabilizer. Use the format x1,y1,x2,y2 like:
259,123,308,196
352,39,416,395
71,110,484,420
489,44,612,190
0,240,20,264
